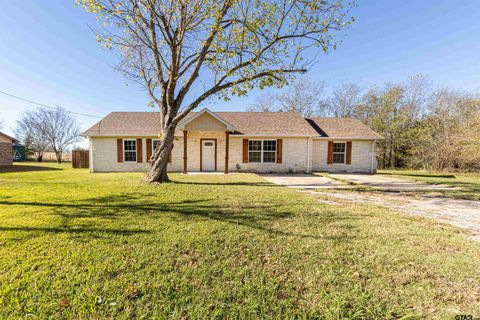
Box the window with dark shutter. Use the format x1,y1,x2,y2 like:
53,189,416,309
123,139,137,162
332,142,346,164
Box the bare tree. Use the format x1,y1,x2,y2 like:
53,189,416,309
327,82,363,117
78,0,354,182
16,108,80,163
15,112,49,162
276,77,327,116
248,93,277,112
37,108,81,163
248,77,327,116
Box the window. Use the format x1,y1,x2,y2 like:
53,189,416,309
152,139,161,152
124,139,137,162
332,142,346,164
248,140,276,163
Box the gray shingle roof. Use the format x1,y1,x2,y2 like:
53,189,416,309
306,117,384,139
82,111,318,136
82,112,382,139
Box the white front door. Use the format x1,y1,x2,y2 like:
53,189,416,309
201,140,216,171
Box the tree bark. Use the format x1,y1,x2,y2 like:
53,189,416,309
146,124,176,183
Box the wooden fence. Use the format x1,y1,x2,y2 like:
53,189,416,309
72,150,89,169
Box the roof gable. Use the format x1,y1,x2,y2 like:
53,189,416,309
178,108,234,131
0,132,16,143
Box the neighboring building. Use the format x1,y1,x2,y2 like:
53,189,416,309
0,132,15,166
81,108,383,174
13,141,26,161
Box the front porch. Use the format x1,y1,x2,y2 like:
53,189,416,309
179,130,231,174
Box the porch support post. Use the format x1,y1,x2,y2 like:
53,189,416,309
183,130,188,174
225,131,230,174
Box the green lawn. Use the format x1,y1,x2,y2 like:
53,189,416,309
379,169,480,201
1,163,479,319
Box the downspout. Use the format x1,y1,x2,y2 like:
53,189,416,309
88,137,94,173
370,140,375,174
307,136,313,173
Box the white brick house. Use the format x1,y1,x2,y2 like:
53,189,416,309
82,108,383,174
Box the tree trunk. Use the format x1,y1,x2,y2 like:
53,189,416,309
146,124,176,183
53,149,62,163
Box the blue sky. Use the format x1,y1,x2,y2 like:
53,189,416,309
1,0,479,141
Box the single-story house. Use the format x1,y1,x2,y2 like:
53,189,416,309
0,132,15,166
82,108,383,174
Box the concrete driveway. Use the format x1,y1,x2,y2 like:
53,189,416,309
329,173,457,191
259,174,345,189
260,173,480,241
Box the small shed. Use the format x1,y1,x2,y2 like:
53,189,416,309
0,132,15,166
13,141,26,161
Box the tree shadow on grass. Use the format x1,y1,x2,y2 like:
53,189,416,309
0,193,362,241
0,226,150,235
169,181,276,187
0,165,63,173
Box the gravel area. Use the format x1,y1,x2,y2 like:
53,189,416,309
261,173,480,241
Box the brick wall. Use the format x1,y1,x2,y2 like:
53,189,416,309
311,140,375,173
91,135,310,173
228,137,309,173
90,136,376,173
0,143,12,166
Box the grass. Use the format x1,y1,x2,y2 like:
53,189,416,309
379,169,480,201
0,162,479,319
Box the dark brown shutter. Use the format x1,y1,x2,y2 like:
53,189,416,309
276,139,283,163
146,139,152,163
136,139,143,163
117,139,123,162
242,139,248,163
168,144,173,163
327,141,333,164
346,141,352,165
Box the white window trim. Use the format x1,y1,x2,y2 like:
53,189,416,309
248,139,277,163
123,139,137,163
332,141,346,165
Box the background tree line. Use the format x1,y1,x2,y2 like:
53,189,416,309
15,107,81,163
249,75,480,171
